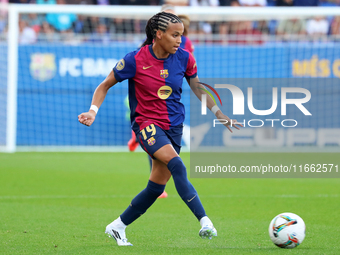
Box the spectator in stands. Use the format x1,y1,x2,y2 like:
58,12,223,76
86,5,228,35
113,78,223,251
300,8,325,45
190,0,219,5
88,23,110,44
275,0,293,6
218,1,246,43
255,20,270,35
39,21,60,42
21,13,45,34
76,16,101,34
67,0,94,4
199,21,212,34
164,0,188,5
9,0,32,3
219,0,239,5
36,0,56,4
19,19,37,44
93,0,109,4
74,15,87,33
0,0,7,37
306,16,329,39
0,13,7,34
238,0,266,6
108,18,134,35
1,0,8,16
229,20,263,44
319,0,340,6
294,0,318,5
109,0,150,4
331,16,340,36
46,0,77,31
276,19,307,41
218,21,229,44
94,0,159,4
189,0,217,37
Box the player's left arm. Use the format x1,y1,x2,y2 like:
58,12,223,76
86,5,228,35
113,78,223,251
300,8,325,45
187,76,243,133
184,52,242,132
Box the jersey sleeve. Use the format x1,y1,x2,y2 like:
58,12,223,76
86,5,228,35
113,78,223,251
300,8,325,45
113,51,136,82
185,52,197,79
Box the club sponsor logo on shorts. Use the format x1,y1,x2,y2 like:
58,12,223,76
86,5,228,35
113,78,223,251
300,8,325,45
160,69,169,78
157,85,172,100
116,59,125,71
147,137,156,146
30,53,56,82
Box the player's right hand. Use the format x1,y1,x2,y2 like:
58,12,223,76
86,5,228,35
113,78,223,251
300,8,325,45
78,112,96,127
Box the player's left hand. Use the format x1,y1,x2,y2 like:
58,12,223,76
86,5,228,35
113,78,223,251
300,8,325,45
215,111,243,133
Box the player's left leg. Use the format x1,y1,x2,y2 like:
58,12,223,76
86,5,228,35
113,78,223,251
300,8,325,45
153,145,217,239
105,218,132,246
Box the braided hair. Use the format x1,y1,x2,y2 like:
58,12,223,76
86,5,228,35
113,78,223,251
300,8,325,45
141,12,182,47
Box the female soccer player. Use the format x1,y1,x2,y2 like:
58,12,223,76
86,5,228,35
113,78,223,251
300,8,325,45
127,8,195,200
78,12,242,246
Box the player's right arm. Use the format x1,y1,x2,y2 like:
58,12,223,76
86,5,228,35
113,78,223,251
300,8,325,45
78,70,118,127
78,52,136,127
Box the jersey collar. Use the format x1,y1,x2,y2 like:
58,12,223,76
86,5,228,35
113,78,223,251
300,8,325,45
148,44,171,61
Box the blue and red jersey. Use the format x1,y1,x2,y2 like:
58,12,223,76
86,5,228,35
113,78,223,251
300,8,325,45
113,44,197,133
180,35,194,54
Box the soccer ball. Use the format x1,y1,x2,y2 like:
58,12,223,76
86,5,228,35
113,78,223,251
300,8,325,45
268,212,306,249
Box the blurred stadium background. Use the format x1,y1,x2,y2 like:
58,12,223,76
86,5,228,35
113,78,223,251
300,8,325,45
0,1,340,152
1,2,340,254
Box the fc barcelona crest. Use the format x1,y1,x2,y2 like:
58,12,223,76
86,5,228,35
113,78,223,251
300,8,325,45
30,53,56,82
160,69,169,79
147,137,156,146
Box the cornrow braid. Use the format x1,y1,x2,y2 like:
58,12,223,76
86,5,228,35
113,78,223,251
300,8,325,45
141,12,182,47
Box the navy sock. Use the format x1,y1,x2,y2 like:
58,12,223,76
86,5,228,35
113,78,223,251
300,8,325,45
120,180,165,226
167,157,206,220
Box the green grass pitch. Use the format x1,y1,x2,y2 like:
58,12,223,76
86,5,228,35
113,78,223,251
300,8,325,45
1,152,339,254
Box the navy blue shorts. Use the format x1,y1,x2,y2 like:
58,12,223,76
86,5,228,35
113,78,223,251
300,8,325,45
136,124,183,159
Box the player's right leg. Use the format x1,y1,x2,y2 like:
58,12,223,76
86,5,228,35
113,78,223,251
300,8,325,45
106,177,165,246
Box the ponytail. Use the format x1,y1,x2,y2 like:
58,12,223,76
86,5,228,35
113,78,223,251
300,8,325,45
141,19,154,47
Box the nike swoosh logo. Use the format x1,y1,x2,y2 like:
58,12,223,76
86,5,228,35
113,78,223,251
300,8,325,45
187,195,196,202
143,65,153,70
